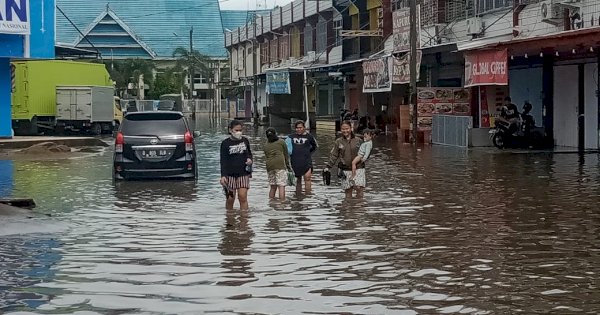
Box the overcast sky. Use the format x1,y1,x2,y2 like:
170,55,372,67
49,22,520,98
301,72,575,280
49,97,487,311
219,0,293,10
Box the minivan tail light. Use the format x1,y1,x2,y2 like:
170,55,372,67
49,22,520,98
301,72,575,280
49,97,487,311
184,131,193,152
115,132,124,153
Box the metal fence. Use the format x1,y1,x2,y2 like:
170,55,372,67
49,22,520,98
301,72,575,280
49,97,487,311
123,99,244,115
183,100,213,113
124,100,176,112
432,114,473,147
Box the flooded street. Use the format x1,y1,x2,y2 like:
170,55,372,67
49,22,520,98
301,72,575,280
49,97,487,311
2,119,600,314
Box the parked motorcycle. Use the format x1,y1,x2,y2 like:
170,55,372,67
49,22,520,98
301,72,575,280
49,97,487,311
489,105,545,149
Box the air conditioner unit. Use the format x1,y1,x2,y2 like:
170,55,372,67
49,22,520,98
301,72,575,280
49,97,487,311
540,0,562,23
466,17,483,35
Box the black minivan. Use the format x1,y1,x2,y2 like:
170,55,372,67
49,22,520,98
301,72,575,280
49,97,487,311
113,111,199,180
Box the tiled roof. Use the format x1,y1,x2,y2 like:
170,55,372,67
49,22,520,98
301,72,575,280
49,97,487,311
56,0,227,58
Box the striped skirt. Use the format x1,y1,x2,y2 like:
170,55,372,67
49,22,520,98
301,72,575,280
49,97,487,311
225,175,250,191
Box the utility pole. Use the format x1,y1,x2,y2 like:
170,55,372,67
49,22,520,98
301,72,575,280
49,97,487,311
409,0,418,144
189,27,195,120
252,39,259,126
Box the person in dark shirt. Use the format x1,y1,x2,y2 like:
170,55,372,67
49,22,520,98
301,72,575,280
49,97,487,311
220,120,253,210
287,120,318,193
500,96,520,134
500,97,519,120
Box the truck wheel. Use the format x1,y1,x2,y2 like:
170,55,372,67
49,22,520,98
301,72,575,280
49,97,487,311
29,117,39,136
90,123,102,136
54,124,65,135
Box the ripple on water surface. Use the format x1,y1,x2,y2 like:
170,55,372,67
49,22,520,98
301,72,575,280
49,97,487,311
1,125,600,314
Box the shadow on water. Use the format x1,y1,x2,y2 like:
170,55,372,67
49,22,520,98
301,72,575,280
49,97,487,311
1,118,600,313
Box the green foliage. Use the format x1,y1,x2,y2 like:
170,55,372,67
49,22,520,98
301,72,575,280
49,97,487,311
148,67,185,99
173,47,214,80
105,59,155,94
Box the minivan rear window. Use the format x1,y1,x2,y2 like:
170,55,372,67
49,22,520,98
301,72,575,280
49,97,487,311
122,113,187,136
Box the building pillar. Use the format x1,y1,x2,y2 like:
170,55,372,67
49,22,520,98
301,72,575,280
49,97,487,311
597,51,600,149
0,58,12,138
542,55,554,145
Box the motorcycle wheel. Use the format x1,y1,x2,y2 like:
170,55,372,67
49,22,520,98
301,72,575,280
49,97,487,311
493,133,505,149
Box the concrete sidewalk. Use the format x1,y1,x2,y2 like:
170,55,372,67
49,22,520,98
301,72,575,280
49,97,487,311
0,136,109,150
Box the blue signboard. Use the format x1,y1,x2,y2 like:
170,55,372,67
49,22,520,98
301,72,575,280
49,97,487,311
0,0,54,137
0,0,55,58
0,0,31,34
266,71,291,94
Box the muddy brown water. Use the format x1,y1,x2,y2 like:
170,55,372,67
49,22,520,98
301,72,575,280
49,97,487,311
1,119,599,314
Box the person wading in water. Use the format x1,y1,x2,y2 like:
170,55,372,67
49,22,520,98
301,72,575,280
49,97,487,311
287,120,317,194
324,120,365,198
263,127,291,201
220,120,253,210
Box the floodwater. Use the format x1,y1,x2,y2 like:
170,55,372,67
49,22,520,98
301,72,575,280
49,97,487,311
1,119,600,314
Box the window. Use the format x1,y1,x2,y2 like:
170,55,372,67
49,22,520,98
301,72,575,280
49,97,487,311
122,113,186,136
316,21,327,53
270,37,279,62
476,0,512,14
333,19,342,46
261,41,269,64
280,34,290,60
194,74,207,84
291,27,301,58
304,24,314,54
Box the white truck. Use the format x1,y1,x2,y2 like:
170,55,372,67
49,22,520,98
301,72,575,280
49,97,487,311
56,86,119,135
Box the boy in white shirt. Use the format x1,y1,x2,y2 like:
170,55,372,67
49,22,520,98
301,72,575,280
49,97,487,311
350,129,374,181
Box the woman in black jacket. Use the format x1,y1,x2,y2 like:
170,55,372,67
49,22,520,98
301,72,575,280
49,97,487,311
220,120,253,210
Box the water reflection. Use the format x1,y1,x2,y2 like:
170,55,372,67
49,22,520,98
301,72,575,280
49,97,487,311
113,180,199,211
218,209,255,286
1,121,600,313
0,160,14,198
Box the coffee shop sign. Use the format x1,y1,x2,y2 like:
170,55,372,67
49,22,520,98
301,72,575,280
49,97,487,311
471,61,506,76
0,0,30,35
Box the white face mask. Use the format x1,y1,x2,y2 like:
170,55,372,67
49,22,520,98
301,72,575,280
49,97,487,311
232,131,243,139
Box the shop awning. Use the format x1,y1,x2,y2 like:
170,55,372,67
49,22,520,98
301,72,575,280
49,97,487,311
459,27,600,56
305,58,365,71
264,66,306,73
456,34,514,52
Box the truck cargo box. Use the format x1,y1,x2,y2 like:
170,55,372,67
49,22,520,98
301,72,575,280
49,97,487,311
11,60,112,122
56,86,115,123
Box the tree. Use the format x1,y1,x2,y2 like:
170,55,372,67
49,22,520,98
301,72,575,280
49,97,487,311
147,67,185,99
172,47,214,98
105,59,155,97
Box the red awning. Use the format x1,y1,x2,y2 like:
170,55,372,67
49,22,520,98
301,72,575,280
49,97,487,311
464,27,600,56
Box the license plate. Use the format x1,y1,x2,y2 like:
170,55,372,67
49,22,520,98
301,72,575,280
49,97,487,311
142,150,167,158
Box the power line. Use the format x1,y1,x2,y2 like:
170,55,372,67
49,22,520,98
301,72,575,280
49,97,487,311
56,6,103,61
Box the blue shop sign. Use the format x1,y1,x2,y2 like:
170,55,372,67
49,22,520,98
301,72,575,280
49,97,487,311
0,0,54,58
0,0,30,35
266,71,291,95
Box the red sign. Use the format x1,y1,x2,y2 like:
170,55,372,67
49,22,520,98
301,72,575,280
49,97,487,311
464,49,508,87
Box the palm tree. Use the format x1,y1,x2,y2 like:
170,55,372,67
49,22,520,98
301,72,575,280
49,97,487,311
173,47,214,98
106,59,155,98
